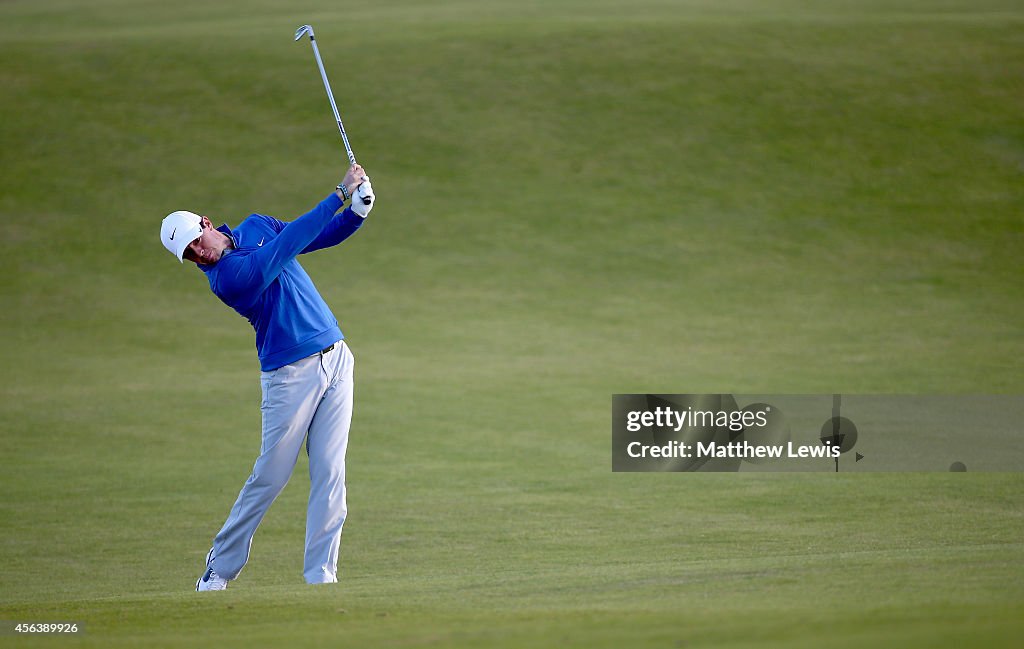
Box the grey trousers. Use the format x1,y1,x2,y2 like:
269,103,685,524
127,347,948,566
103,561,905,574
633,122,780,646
210,341,354,584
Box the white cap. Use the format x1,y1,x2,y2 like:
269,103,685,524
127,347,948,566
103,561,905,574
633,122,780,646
160,211,203,263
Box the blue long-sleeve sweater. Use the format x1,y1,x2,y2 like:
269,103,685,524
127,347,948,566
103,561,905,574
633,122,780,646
199,193,364,371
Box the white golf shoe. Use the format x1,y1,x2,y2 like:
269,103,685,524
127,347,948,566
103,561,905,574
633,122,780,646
195,549,228,592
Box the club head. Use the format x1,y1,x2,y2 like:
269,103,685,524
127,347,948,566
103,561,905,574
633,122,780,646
294,24,313,41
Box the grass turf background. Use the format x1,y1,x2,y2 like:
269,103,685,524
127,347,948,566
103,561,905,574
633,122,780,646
0,0,1022,647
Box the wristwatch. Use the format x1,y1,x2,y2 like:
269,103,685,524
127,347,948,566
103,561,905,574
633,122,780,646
336,182,351,201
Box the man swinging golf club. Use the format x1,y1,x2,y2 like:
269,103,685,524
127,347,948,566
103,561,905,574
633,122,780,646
160,165,374,590
160,23,377,591
162,163,376,589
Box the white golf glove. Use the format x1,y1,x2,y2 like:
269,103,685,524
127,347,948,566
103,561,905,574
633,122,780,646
351,176,374,218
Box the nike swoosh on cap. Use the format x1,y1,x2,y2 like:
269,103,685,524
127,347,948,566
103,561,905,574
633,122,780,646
170,228,177,240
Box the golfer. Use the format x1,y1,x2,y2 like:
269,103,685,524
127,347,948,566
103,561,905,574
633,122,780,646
159,165,374,590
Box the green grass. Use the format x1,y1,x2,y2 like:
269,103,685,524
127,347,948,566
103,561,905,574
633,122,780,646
1,0,1022,647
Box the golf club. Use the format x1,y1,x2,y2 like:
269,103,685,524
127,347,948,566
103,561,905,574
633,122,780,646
294,24,371,205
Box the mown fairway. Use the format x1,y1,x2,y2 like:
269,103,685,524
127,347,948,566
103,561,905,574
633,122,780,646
1,1,1022,647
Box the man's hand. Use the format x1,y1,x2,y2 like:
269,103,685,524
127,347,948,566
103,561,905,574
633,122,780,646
351,177,374,218
338,164,366,200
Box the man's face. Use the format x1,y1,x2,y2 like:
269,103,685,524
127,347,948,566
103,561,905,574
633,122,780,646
182,217,224,265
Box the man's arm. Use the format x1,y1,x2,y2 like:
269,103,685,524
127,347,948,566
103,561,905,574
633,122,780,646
216,164,370,303
218,192,344,302
302,206,365,253
303,164,374,253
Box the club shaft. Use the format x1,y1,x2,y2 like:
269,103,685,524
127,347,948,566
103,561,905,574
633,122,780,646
308,36,357,166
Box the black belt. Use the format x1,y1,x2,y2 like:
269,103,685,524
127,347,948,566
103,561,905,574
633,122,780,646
320,343,336,354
